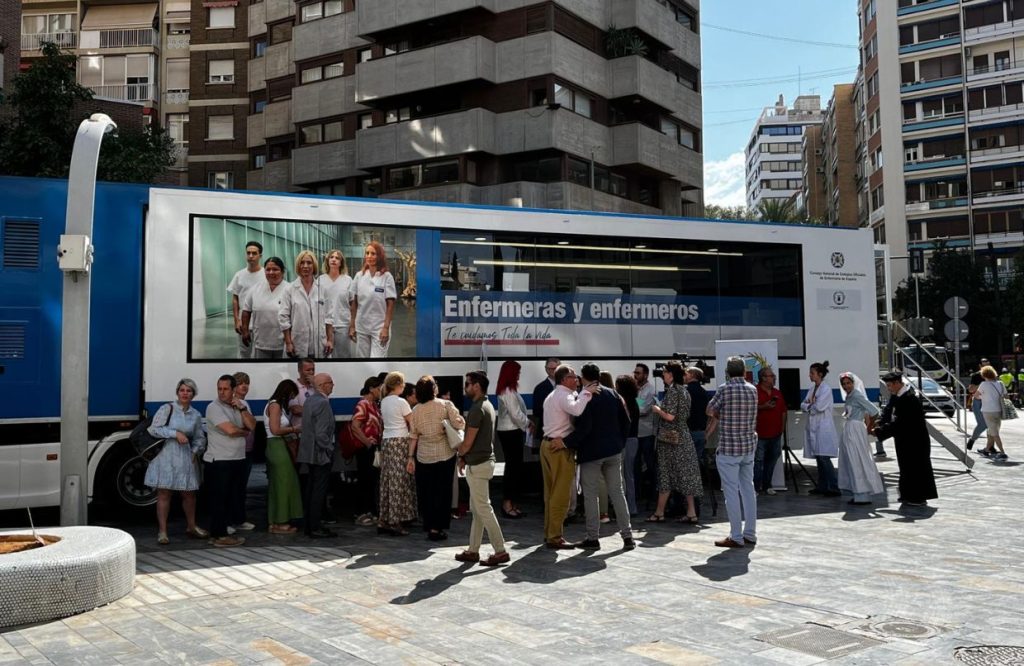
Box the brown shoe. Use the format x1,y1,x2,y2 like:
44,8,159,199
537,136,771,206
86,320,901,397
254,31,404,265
480,551,510,567
454,550,480,563
545,538,576,550
714,537,745,548
210,536,245,548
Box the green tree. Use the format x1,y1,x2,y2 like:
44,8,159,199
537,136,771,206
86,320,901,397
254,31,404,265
0,42,174,183
756,198,800,222
703,204,754,221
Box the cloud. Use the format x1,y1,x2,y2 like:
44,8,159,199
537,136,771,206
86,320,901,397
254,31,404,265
703,151,747,208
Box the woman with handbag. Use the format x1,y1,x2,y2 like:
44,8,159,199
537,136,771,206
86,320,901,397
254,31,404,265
264,379,302,534
144,378,208,545
648,362,702,524
976,365,1009,461
351,376,384,525
407,375,466,541
378,371,417,536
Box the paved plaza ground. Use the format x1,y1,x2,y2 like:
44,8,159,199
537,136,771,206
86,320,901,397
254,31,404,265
2,415,1022,665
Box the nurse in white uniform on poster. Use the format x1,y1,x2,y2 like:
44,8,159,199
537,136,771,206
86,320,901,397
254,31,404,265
348,241,397,358
280,250,333,358
319,249,354,359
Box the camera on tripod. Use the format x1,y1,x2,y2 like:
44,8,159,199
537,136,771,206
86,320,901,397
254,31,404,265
652,352,714,382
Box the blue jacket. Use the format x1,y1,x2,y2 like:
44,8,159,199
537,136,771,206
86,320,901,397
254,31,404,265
565,388,629,463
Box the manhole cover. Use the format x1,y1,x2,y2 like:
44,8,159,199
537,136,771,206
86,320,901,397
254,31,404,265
954,645,1024,665
862,618,946,640
754,624,884,659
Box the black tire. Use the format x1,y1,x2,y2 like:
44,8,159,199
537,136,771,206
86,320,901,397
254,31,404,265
98,443,157,509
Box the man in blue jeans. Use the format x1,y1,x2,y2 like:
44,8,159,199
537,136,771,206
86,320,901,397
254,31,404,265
753,367,786,495
706,357,759,548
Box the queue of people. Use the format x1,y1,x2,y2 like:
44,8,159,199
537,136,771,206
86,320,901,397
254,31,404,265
142,353,959,554
233,240,398,360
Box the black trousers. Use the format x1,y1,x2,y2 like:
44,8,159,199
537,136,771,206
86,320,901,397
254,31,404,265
303,462,332,533
205,459,247,538
497,429,524,503
355,445,380,516
415,456,456,532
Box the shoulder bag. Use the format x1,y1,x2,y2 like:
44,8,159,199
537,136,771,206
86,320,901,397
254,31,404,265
442,401,465,450
129,403,174,459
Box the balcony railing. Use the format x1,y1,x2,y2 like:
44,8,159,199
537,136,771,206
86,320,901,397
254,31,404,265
964,17,1024,40
970,60,1017,75
21,32,78,50
164,89,189,105
98,28,158,48
90,83,155,102
969,101,1024,120
974,183,1024,199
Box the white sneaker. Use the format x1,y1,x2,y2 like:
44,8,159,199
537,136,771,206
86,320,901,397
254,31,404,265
766,488,777,496
233,522,256,531
226,525,236,535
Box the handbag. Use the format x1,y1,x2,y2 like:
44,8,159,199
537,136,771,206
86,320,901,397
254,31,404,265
443,419,464,450
372,449,382,468
129,403,174,460
1001,397,1018,420
657,427,681,445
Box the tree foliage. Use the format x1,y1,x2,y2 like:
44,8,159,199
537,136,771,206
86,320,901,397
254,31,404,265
703,204,755,221
0,42,174,183
893,243,1013,362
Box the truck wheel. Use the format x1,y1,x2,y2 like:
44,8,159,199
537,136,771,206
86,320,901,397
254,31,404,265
98,445,157,509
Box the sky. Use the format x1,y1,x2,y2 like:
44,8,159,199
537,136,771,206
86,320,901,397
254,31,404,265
700,1,861,207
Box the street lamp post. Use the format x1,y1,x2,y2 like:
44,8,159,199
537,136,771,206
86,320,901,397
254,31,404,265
59,113,117,526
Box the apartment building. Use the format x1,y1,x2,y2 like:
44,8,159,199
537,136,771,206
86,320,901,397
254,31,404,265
798,123,826,220
1,0,18,91
192,0,704,216
17,0,192,183
821,83,860,228
744,94,824,211
860,0,1024,287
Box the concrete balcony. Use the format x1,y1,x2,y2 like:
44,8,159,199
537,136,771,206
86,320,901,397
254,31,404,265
969,143,1024,166
263,100,292,139
964,17,1024,44
973,184,1024,207
247,169,264,190
968,101,1024,125
607,55,701,127
611,122,698,184
165,33,190,51
21,32,77,51
247,115,265,149
265,42,294,81
265,0,296,25
163,89,189,108
897,0,958,16
611,0,700,67
357,0,494,38
262,159,293,192
292,76,366,125
357,108,496,169
292,140,362,185
495,107,611,165
355,36,495,104
248,57,265,93
248,1,266,37
495,33,608,98
294,11,366,62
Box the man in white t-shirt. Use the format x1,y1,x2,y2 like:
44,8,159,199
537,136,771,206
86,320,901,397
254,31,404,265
205,374,256,547
227,241,265,358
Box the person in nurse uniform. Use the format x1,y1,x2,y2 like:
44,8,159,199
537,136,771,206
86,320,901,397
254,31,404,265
348,241,397,358
280,250,333,359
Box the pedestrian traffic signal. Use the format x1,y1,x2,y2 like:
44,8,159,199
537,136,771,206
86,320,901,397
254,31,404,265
910,248,925,274
905,316,934,338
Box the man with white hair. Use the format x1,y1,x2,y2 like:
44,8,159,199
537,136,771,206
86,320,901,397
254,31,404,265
706,356,758,548
298,372,337,538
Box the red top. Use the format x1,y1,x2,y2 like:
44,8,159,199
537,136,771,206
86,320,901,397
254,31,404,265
755,386,787,438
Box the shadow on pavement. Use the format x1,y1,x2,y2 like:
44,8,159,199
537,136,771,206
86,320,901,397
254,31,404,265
691,547,751,581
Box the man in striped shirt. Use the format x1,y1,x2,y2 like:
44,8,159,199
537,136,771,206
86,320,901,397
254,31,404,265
706,356,758,548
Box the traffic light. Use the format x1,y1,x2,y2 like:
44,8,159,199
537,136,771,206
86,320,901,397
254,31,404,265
910,248,925,274
905,317,934,338
1015,333,1021,353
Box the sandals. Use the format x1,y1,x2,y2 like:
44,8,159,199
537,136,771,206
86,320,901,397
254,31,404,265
269,524,298,534
678,514,699,524
157,532,169,545
185,526,210,539
644,514,666,523
501,507,524,519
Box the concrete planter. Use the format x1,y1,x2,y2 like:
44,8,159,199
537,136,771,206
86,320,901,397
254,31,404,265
0,526,135,628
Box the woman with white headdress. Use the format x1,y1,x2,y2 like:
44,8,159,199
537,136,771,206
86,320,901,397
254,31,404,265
838,371,884,505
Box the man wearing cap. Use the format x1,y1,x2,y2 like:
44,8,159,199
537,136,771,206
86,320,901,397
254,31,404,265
874,370,937,507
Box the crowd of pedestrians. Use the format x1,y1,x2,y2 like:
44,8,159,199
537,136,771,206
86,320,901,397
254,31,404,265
141,348,961,557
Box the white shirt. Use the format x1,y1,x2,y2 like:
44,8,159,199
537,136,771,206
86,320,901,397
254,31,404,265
350,270,397,335
542,384,593,439
241,280,285,351
227,266,265,303
204,399,249,462
318,272,353,330
976,380,1005,415
381,394,412,439
279,278,329,357
497,389,530,432
263,401,292,434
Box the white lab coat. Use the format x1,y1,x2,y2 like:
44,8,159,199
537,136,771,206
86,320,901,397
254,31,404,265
349,270,397,335
279,278,329,358
241,280,285,352
801,380,839,458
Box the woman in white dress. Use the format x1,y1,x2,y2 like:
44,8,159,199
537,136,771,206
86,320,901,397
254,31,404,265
318,249,354,359
280,250,333,358
837,372,884,505
348,241,397,358
801,360,840,496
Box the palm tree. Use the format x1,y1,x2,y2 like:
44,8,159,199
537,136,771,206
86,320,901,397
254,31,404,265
756,199,799,223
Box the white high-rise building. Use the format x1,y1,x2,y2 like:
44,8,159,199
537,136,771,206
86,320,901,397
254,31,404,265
745,94,824,211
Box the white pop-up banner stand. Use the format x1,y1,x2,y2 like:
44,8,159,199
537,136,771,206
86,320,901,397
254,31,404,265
714,339,785,490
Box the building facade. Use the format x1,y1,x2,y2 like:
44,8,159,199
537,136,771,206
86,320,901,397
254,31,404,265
744,93,824,211
859,0,1024,287
798,122,826,221
1,0,18,92
821,83,860,228
189,0,704,216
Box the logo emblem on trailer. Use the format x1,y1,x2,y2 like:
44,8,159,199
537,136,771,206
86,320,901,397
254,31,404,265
833,291,846,306
831,252,845,268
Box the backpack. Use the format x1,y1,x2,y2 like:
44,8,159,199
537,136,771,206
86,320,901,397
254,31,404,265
128,404,174,459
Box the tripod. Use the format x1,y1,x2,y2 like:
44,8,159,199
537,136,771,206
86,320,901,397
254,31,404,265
781,428,814,493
